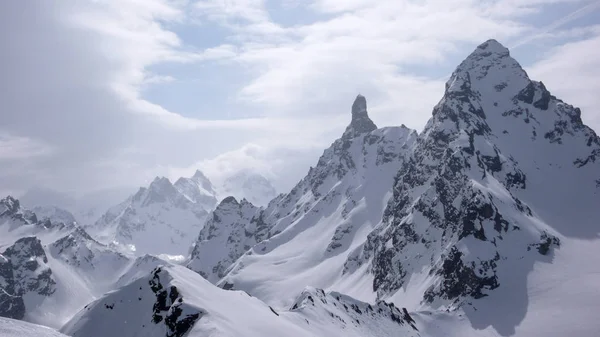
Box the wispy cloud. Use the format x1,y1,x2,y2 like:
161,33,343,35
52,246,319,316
0,134,54,160
1,0,599,197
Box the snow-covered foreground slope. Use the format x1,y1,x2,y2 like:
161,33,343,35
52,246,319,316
0,317,69,337
411,236,600,337
188,95,418,303
0,197,188,329
62,264,420,337
90,172,217,256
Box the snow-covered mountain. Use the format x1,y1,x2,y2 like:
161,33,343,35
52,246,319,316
184,39,600,336
347,38,600,310
62,264,420,337
90,172,218,256
218,170,278,207
188,93,418,305
0,196,74,248
0,196,192,329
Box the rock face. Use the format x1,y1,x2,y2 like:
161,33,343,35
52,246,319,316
290,287,419,335
0,254,26,319
345,39,600,308
343,94,378,139
92,173,218,256
187,197,264,283
1,196,50,230
0,237,57,319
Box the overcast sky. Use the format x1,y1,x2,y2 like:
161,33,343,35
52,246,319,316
1,0,599,199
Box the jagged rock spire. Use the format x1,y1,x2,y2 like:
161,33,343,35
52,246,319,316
342,94,377,139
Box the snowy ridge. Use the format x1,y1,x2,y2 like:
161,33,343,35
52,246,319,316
90,174,217,256
202,95,418,307
0,317,69,337
187,197,264,283
62,264,420,337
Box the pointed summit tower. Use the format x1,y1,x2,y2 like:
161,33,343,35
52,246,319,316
342,94,377,139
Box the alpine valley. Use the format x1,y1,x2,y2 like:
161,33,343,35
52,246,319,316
1,39,599,337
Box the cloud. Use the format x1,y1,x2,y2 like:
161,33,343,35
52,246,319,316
0,134,54,160
0,0,286,195
169,142,324,192
2,0,599,202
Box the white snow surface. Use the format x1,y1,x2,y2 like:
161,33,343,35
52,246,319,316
216,124,417,306
61,264,420,337
0,317,69,337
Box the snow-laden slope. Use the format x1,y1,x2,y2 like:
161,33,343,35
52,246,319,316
0,197,180,328
190,95,418,306
90,173,217,256
0,317,69,337
0,229,127,328
0,196,74,248
62,264,420,337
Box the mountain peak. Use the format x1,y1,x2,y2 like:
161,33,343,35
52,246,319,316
0,196,20,215
473,39,509,58
220,196,238,206
444,38,530,102
192,169,209,181
343,94,377,139
149,176,173,189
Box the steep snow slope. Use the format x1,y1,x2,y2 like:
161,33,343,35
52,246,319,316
0,317,69,337
0,229,130,328
191,95,418,306
62,264,420,337
91,174,217,256
187,197,264,283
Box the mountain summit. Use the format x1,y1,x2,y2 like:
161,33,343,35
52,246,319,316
343,94,378,139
